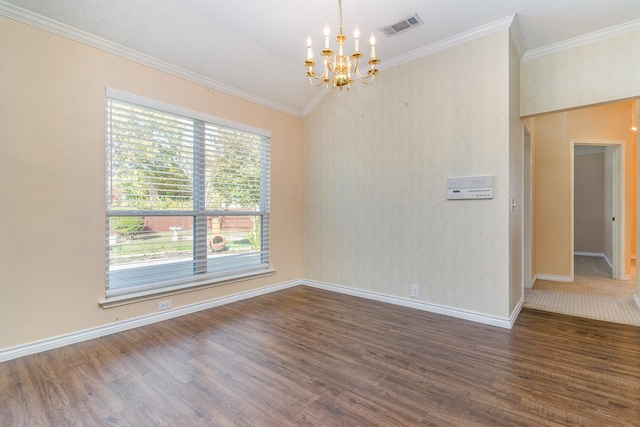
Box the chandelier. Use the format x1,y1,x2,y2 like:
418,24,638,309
303,0,380,90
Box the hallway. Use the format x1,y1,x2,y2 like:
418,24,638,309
524,255,640,326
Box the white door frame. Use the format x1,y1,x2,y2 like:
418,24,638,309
635,100,640,309
570,139,626,281
523,124,533,288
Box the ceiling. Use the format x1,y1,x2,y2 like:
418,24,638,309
3,0,640,116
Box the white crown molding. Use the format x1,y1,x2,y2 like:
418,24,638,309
380,14,517,71
0,280,301,362
301,90,328,118
509,15,526,59
523,18,640,61
301,14,518,115
0,1,303,118
302,279,516,329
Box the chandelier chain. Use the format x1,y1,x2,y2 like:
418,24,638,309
338,0,343,35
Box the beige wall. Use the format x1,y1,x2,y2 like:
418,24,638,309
303,29,515,319
0,16,303,349
521,27,640,116
5,8,638,351
533,102,636,278
533,113,571,277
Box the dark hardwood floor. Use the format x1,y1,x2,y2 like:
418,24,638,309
2,286,639,426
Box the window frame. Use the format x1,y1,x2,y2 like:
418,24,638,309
102,89,273,307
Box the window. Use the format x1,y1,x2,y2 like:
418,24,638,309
104,89,271,304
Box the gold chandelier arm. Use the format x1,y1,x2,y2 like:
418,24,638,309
354,72,375,84
350,57,378,84
308,76,329,87
305,63,331,87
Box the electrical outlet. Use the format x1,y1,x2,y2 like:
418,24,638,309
158,300,172,311
411,284,419,298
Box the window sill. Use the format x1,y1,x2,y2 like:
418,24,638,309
99,268,276,308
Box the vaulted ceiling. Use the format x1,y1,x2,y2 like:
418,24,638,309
2,0,640,116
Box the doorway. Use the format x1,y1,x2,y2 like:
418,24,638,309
570,140,625,281
524,101,639,324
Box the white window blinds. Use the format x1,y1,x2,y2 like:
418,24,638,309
105,89,270,300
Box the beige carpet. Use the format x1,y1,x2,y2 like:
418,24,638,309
524,255,640,326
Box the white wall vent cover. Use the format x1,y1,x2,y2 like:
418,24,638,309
381,14,424,37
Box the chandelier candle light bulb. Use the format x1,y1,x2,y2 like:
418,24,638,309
324,25,330,49
303,0,380,90
354,26,360,52
370,33,376,59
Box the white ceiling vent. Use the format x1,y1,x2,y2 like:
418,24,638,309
381,14,424,37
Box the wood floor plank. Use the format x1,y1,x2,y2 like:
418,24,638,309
2,285,640,426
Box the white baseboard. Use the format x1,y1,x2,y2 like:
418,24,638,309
510,295,524,326
574,252,637,279
535,274,573,282
525,275,536,289
0,278,529,362
0,280,300,363
574,251,605,257
301,279,515,329
574,252,612,268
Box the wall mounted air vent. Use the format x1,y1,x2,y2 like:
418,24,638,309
381,14,423,37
